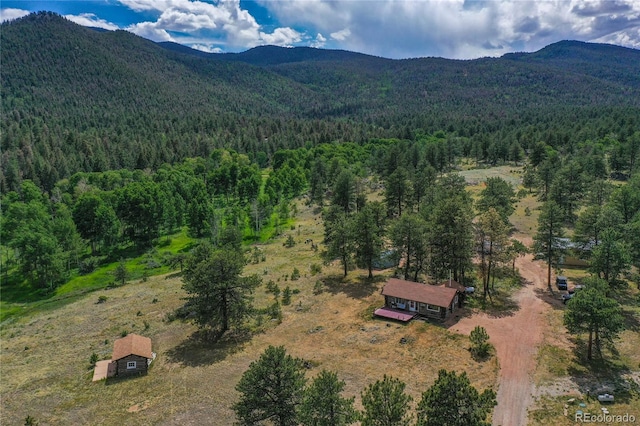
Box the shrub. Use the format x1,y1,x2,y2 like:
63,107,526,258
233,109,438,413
265,301,282,323
310,263,322,276
285,234,296,248
470,326,491,359
120,330,128,337
89,352,99,366
291,267,301,281
24,415,39,426
282,286,292,305
97,295,108,304
266,280,280,298
79,256,101,275
145,260,161,269
313,280,324,295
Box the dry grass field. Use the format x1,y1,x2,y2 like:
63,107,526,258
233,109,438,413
3,167,638,425
1,200,498,425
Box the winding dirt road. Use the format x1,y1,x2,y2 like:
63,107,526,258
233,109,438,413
451,253,550,426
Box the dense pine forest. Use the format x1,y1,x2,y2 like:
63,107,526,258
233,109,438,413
1,12,640,302
2,12,640,192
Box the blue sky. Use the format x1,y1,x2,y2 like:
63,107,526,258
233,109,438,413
2,0,639,59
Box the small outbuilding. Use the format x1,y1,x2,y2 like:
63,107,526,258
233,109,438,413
376,278,459,321
111,334,153,376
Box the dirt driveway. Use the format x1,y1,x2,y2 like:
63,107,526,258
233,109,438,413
451,252,550,426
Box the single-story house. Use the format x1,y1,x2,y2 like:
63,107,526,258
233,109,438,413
375,278,459,321
436,279,467,307
111,333,153,376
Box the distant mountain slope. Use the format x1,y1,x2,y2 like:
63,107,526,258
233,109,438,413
1,11,322,123
503,40,640,87
1,12,640,190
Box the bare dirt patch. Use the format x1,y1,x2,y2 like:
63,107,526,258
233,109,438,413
451,253,550,426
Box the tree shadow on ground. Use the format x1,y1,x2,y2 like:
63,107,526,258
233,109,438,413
321,273,384,299
621,307,640,332
565,336,638,404
465,289,520,319
533,286,566,311
164,329,251,367
469,345,495,363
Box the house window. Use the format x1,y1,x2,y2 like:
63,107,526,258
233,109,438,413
127,361,136,369
426,304,440,312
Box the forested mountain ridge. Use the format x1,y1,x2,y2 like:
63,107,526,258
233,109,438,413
2,12,640,192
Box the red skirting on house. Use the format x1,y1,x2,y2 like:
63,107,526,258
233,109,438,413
374,307,417,322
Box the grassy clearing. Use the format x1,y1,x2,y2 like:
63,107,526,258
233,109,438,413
0,230,194,323
458,165,523,188
529,393,640,426
1,198,498,425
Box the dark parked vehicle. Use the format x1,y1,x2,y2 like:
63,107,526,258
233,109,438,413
556,276,568,290
562,285,584,304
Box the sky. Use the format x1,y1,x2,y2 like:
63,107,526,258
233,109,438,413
1,0,639,59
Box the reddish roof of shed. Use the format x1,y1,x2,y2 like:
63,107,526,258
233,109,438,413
382,278,457,308
112,334,152,361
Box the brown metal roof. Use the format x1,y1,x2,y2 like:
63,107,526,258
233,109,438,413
112,334,152,361
382,278,457,308
436,279,466,293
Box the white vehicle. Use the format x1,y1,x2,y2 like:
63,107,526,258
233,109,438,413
597,393,614,402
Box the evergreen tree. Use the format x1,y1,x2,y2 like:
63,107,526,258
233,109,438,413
234,346,306,426
384,168,411,217
323,208,355,277
416,370,496,426
476,177,516,224
469,326,491,359
475,208,509,298
390,213,428,281
353,202,385,279
299,370,356,426
549,160,585,222
589,228,631,284
331,170,356,214
533,201,566,290
360,375,412,426
564,278,624,360
427,190,474,283
113,258,129,286
182,246,260,338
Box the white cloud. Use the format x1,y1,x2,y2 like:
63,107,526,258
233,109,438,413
261,0,640,59
0,8,30,22
260,27,302,46
190,43,223,53
127,21,174,42
65,13,119,30
117,0,306,49
330,28,350,41
310,33,326,48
